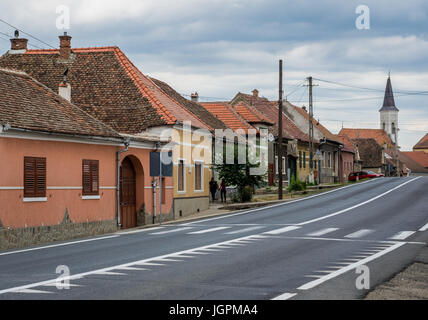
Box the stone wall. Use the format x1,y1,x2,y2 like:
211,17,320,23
0,209,118,251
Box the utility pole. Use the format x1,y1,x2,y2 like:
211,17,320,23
306,76,317,183
395,127,399,176
278,59,283,200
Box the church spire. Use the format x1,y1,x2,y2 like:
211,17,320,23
379,75,399,112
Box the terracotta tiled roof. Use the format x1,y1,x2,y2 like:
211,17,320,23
233,101,273,125
289,103,340,142
0,46,210,133
199,102,255,132
413,133,428,150
339,128,394,148
336,134,356,153
150,77,228,131
0,68,119,138
399,152,428,173
402,151,428,168
352,138,383,168
231,93,310,142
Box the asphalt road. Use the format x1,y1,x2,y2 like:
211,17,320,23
0,177,427,300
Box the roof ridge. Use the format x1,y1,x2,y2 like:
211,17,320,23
110,48,177,125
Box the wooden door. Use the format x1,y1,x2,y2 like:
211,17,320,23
120,157,136,229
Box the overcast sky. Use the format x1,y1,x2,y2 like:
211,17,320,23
1,0,427,150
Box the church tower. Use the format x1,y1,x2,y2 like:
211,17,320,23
379,75,399,144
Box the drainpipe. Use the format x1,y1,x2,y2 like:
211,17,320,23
116,137,131,228
152,142,160,224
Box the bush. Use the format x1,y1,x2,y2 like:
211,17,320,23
288,176,307,192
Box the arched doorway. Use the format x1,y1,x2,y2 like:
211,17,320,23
120,157,137,229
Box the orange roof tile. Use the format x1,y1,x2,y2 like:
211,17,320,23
339,128,395,148
402,151,428,168
413,133,428,150
24,47,212,130
200,102,255,132
233,101,273,125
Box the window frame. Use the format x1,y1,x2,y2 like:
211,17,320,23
23,156,46,200
177,159,186,193
194,161,204,192
82,159,99,196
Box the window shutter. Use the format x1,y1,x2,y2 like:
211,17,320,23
82,160,99,195
24,157,46,198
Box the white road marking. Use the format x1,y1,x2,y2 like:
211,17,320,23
297,177,421,226
297,242,405,290
152,258,183,262
92,271,127,276
225,226,264,234
114,266,148,271
183,178,379,225
271,292,297,300
389,231,416,240
0,233,261,295
344,229,374,239
418,222,428,232
11,289,53,294
263,226,300,235
134,262,165,266
188,226,231,234
0,235,120,256
149,227,192,235
42,283,82,288
307,228,339,237
118,227,164,235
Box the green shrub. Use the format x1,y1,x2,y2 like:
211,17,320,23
288,176,307,192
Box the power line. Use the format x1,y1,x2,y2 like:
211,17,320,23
0,30,43,49
0,18,55,49
313,77,428,95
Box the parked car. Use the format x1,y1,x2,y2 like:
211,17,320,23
348,171,384,181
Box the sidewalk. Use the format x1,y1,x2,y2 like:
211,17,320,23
365,245,428,299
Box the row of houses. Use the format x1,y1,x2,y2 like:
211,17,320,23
0,32,409,249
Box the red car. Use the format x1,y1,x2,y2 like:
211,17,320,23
348,171,384,181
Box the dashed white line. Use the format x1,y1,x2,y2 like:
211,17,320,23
263,226,300,235
188,226,231,234
389,231,416,240
271,292,297,300
225,226,264,234
149,227,192,235
418,222,428,232
307,228,339,237
11,288,53,294
344,229,374,239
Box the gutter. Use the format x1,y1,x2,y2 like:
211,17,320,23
116,137,131,228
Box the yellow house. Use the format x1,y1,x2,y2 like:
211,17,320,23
413,133,428,153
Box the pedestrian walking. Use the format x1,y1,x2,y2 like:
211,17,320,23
209,177,218,202
220,180,227,203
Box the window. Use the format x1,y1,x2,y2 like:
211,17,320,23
282,157,286,174
24,157,46,198
321,151,325,168
195,162,203,191
299,151,302,168
275,156,279,174
327,152,331,168
178,160,185,192
303,152,306,168
82,160,99,195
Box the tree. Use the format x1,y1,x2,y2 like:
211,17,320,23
213,142,265,202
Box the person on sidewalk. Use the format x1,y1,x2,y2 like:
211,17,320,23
209,177,218,202
220,180,227,203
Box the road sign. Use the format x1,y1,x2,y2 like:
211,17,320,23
150,151,173,177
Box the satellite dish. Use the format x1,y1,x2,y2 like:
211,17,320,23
14,30,19,38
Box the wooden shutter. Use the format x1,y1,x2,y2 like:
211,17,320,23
195,163,202,190
178,160,184,191
82,160,99,195
24,157,46,198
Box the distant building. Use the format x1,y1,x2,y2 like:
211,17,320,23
413,133,428,153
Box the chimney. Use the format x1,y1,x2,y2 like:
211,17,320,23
252,89,259,97
58,68,71,101
190,92,199,102
59,32,72,60
302,105,307,112
9,30,28,53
